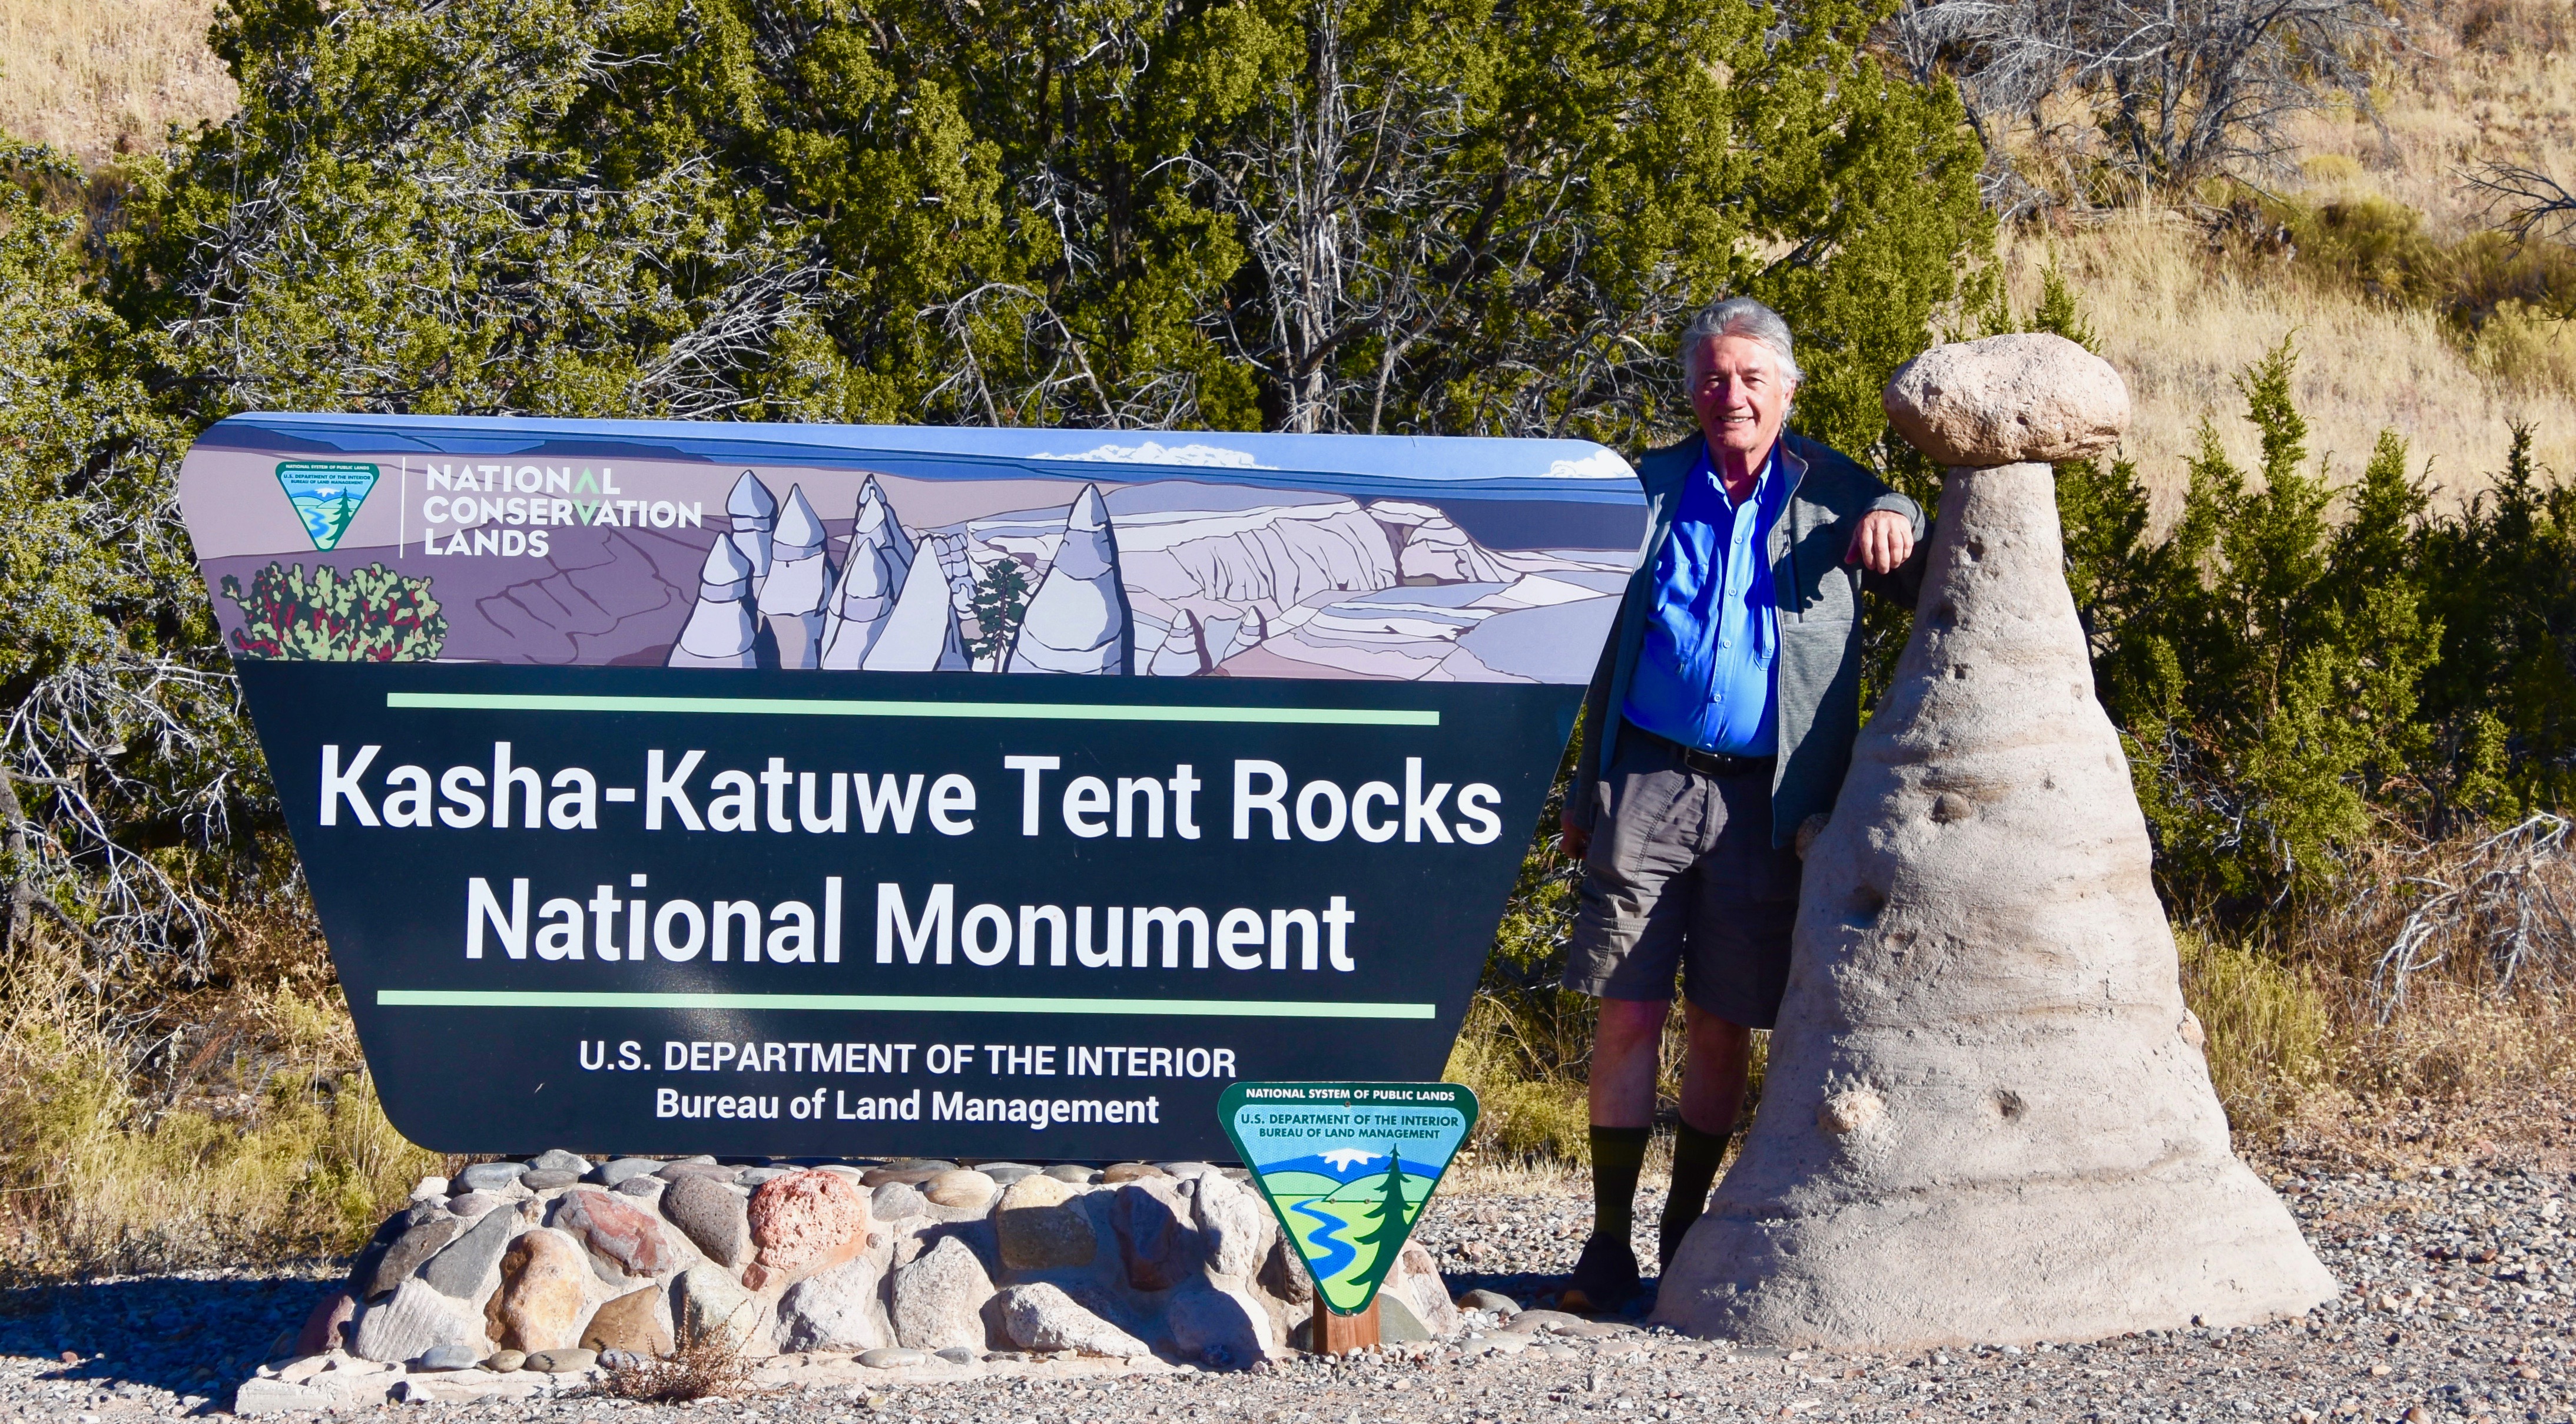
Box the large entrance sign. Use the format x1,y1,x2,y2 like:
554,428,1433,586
178,417,1643,1159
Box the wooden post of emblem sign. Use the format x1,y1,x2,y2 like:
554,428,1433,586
1314,1300,1381,1355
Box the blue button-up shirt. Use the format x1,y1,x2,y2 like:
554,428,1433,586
1620,443,1783,757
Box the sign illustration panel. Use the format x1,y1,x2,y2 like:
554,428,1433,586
177,416,1644,1158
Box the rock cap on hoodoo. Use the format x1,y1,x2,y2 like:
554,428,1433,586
1882,332,2129,468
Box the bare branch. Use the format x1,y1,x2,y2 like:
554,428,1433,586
2471,163,2576,244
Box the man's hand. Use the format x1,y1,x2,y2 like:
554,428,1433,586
1560,810,1590,861
1847,509,1915,575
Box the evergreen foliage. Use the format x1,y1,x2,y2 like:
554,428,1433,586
221,563,447,662
0,0,1996,968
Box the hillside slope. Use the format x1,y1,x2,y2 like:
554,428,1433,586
0,0,233,163
2,0,2567,512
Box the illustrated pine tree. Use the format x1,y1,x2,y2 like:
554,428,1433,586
1338,1152,1413,1309
964,559,1033,672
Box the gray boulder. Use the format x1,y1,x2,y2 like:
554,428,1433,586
1882,332,2129,467
675,1263,762,1352
352,1279,483,1365
593,1158,664,1188
1191,1171,1274,1280
452,1163,527,1194
774,1256,892,1353
1166,1283,1270,1365
1111,1178,1202,1291
993,1283,1149,1358
419,1203,516,1300
661,1175,753,1267
890,1237,993,1353
871,1180,927,1221
362,1215,461,1300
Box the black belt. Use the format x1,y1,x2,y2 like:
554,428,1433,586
1633,726,1775,779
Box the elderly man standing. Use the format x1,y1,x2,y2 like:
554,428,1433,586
1557,297,1925,1311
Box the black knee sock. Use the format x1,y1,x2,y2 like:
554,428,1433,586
1589,1125,1652,1243
1659,1119,1733,1269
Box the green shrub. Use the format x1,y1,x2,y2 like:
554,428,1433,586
2239,191,2576,393
221,562,446,662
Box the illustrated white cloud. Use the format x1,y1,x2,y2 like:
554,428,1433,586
1029,440,1273,469
1544,449,1637,481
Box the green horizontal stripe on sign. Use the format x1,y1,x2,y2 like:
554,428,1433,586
377,988,1436,1019
384,691,1437,727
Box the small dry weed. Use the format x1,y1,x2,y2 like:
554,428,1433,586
595,1334,757,1404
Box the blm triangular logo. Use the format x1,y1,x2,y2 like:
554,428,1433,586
275,462,379,551
1218,1082,1478,1315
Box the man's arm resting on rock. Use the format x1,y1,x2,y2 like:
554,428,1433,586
1855,491,1931,601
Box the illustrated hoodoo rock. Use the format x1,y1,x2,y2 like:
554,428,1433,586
1654,331,2337,1347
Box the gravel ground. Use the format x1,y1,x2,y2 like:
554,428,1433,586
2,1158,2572,1422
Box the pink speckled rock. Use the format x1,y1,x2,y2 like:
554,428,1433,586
549,1187,678,1278
745,1169,872,1289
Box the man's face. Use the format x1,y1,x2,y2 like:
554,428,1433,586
1688,334,1795,466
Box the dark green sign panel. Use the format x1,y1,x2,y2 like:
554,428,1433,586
179,416,1640,1158
1218,1081,1478,1315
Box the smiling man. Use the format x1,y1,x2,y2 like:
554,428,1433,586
1556,296,1926,1311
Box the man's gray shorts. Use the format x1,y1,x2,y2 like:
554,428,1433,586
1563,727,1803,1029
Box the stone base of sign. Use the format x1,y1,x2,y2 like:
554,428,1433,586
276,1150,1464,1394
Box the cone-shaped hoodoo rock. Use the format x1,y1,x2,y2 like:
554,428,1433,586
667,532,761,668
725,470,779,592
820,476,917,669
758,485,834,670
1008,484,1133,675
1653,336,2334,1349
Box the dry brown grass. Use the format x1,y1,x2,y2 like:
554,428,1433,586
1997,216,2576,525
1985,0,2576,523
0,910,445,1283
2283,0,2576,240
0,0,236,162
2185,815,2576,1171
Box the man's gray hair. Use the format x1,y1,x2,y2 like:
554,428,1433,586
1679,296,1803,385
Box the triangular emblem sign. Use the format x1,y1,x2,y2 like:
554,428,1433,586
274,461,379,551
1218,1082,1478,1316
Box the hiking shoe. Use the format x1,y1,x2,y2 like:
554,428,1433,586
1559,1231,1641,1313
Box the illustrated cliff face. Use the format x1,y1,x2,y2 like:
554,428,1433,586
643,469,1625,679
1654,335,2335,1349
